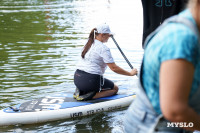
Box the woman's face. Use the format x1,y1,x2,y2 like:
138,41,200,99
101,33,111,43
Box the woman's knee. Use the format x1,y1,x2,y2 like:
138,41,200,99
113,84,119,93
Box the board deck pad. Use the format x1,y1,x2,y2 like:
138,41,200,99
3,93,134,113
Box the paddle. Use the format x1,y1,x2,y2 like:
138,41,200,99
110,35,134,69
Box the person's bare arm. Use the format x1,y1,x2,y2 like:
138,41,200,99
107,63,137,76
160,59,200,131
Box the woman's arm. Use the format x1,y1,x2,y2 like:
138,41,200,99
160,59,200,131
107,63,137,76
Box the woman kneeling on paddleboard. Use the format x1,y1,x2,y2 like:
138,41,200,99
73,23,137,101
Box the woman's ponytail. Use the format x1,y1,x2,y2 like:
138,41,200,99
81,28,97,58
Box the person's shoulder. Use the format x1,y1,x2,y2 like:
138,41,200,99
160,16,198,46
170,23,196,37
158,24,198,55
102,43,110,50
175,9,198,37
96,41,110,51
170,22,197,42
146,21,198,57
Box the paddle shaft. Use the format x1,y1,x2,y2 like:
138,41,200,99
110,35,134,69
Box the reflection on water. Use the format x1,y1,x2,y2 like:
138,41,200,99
0,0,143,132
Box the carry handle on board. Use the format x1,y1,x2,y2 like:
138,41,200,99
110,35,134,69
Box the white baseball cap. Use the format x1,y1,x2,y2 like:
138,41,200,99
96,23,114,35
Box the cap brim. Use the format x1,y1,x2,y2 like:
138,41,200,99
109,32,115,36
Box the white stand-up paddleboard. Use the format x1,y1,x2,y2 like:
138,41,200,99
0,87,136,126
